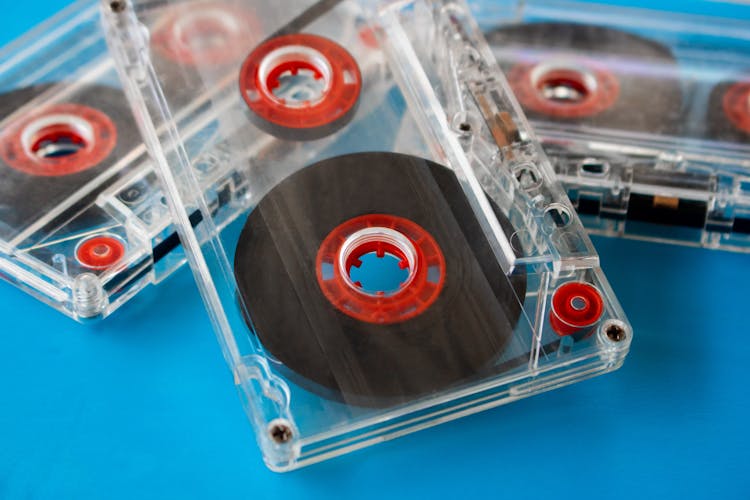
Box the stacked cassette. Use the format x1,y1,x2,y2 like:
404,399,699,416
473,0,750,251
0,0,246,320
103,0,631,470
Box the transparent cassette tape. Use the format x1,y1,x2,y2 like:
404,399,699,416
103,0,631,470
0,0,246,320
472,0,750,252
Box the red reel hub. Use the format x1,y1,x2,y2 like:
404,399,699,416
239,33,362,140
316,214,446,324
722,81,750,135
549,281,604,336
0,103,117,177
508,59,620,118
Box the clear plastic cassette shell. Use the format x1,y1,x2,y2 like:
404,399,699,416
103,0,631,470
0,0,247,321
473,0,750,252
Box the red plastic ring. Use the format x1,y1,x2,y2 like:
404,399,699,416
239,33,361,136
151,2,258,66
508,60,620,118
549,281,604,336
75,235,126,270
357,22,379,49
0,103,117,177
722,81,750,135
316,214,446,325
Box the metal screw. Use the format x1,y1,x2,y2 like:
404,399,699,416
110,1,126,13
268,422,293,444
458,122,471,132
605,323,626,342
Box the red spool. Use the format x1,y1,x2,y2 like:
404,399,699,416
549,281,604,336
722,81,750,135
508,60,620,119
0,103,117,177
239,33,361,139
316,214,446,325
76,235,126,270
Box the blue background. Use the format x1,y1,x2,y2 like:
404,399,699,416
2,1,749,498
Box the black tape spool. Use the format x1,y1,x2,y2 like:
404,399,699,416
486,23,682,134
0,84,140,239
234,152,527,408
707,79,750,142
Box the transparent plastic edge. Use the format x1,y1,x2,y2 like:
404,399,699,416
0,0,98,70
0,0,226,321
100,2,244,367
102,0,632,471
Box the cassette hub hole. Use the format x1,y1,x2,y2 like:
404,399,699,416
541,76,587,102
23,114,94,160
92,244,112,258
532,63,597,104
340,227,417,297
550,281,604,336
317,214,445,324
258,45,332,108
571,296,587,311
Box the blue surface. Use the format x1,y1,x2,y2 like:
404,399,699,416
2,1,750,499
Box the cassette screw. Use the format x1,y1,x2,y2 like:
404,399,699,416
110,1,126,13
605,322,627,342
268,422,293,444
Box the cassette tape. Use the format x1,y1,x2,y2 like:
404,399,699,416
103,0,631,470
0,1,249,320
472,0,750,252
